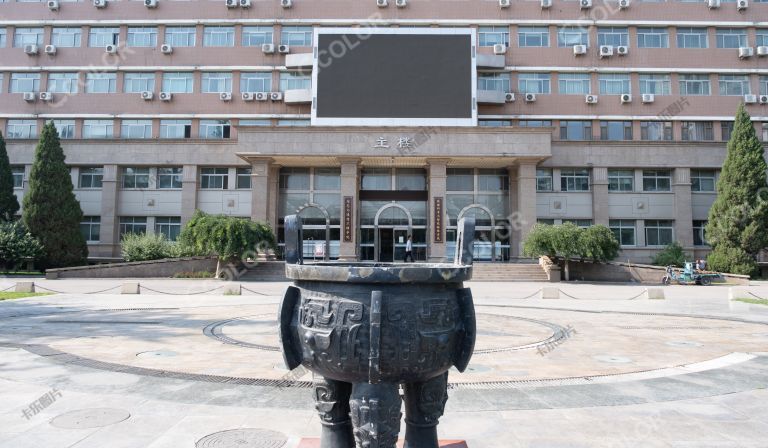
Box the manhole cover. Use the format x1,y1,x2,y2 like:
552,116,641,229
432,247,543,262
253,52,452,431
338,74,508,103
50,408,130,429
136,350,178,358
195,429,287,448
665,341,703,348
593,355,633,364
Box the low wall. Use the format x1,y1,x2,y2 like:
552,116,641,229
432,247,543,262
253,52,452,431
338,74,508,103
46,257,218,279
565,260,750,285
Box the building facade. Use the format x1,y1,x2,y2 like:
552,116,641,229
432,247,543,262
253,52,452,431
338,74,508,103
1,0,767,263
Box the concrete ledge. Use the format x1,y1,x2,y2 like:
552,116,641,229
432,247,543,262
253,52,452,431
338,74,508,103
45,257,217,279
541,287,560,299
222,283,241,295
646,288,665,300
15,282,35,293
566,259,750,285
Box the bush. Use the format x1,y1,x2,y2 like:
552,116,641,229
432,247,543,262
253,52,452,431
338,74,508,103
707,245,758,277
579,225,620,262
0,221,44,270
120,233,180,262
651,242,687,267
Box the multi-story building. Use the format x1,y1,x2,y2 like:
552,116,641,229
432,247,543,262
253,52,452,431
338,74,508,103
1,0,767,263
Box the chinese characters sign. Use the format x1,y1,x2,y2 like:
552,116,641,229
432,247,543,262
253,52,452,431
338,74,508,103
343,196,353,242
433,197,444,243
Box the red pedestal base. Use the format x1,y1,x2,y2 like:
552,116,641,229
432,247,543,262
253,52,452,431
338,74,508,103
297,440,468,448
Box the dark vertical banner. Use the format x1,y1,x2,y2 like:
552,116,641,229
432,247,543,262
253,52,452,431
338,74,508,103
343,196,353,242
433,197,444,243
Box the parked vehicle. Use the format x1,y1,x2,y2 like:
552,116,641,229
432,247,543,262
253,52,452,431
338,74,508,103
662,262,723,286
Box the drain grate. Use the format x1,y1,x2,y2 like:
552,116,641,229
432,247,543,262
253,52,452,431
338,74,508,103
195,429,287,448
50,408,130,429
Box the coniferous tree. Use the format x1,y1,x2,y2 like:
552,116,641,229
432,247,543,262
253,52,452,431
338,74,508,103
705,104,768,276
22,122,87,268
0,131,20,222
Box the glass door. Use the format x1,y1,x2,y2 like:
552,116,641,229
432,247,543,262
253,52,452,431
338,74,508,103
393,228,409,262
378,228,394,262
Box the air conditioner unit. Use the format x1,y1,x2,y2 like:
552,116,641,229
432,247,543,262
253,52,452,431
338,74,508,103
278,44,290,53
220,92,233,101
585,94,598,104
160,44,173,54
505,92,515,102
47,0,59,10
141,91,154,100
707,0,720,8
23,92,36,102
525,93,537,102
24,44,39,55
541,0,552,8
737,0,747,10
499,0,511,7
580,0,592,9
270,92,283,101
617,45,629,55
159,92,173,101
573,44,587,55
93,0,107,8
738,47,754,58
759,95,768,104
281,0,292,7
376,0,388,7
262,43,275,54
144,0,157,8
105,44,117,54
599,45,614,58
744,94,757,104
757,46,768,56
242,92,255,101
240,0,251,7
39,92,54,102
44,45,57,55
396,0,407,7
255,92,269,101
493,44,507,55
225,0,237,8
618,0,630,9
620,94,632,103
641,94,655,103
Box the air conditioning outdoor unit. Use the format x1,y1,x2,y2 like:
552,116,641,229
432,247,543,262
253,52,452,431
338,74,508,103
141,91,154,100
278,44,290,53
23,92,36,102
525,93,537,102
396,0,407,7
105,44,117,54
24,44,39,55
47,0,59,10
270,92,283,101
225,0,237,8
161,44,173,54
159,92,173,101
93,0,107,8
499,0,511,7
505,92,515,102
281,0,292,7
255,92,269,101
707,0,720,8
641,94,655,103
573,44,587,55
240,0,251,7
585,94,598,104
376,0,388,7
39,92,54,102
145,0,157,8
744,94,757,104
242,92,255,101
620,94,632,103
262,43,275,54
220,92,233,101
541,0,552,8
618,0,630,9
759,95,768,104
44,45,57,55
493,44,507,55
738,47,754,58
617,45,629,55
599,45,614,57
737,0,748,10
580,0,592,9
757,46,768,56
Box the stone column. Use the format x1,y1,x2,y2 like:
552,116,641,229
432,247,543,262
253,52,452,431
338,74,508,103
427,159,449,262
267,164,281,231
516,162,538,256
508,166,520,257
673,167,694,249
181,164,197,224
591,166,609,227
338,158,359,261
250,158,273,223
99,164,119,257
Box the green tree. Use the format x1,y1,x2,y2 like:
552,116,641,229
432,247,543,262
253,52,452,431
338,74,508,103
705,104,768,276
0,221,44,271
22,122,88,268
524,223,618,280
0,131,20,221
651,241,687,268
579,225,620,262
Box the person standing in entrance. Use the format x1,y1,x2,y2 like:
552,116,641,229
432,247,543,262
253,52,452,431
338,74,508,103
404,235,414,262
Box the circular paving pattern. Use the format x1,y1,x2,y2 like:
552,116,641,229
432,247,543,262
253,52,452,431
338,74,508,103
50,408,130,429
195,429,287,448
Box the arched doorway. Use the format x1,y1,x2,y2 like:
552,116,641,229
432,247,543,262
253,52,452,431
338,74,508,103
296,203,331,261
373,203,413,262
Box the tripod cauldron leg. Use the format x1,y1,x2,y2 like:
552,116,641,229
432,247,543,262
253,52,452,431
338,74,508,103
314,377,354,448
403,372,449,448
350,382,402,448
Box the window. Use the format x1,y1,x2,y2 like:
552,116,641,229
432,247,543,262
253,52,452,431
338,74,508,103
6,120,37,139
610,220,636,246
557,26,588,47
645,220,674,246
199,120,231,139
80,217,100,243
280,26,313,46
127,27,157,47
121,120,152,139
693,220,708,246
79,167,103,189
761,76,768,96
10,73,40,93
160,120,191,139
51,120,75,139
518,73,551,94
240,73,272,93
763,123,768,143
88,27,120,47
716,28,747,49
564,219,592,229
681,121,714,141
51,28,82,47
537,219,555,225
718,75,750,96
0,28,6,48
277,120,310,127
637,27,669,48
478,169,508,192
478,26,509,47
677,27,708,49
155,217,181,241
119,217,147,237
13,27,44,47
479,120,510,127
279,72,311,91
560,169,590,192
597,27,629,47
679,74,710,96
518,26,549,47
12,166,24,188
758,29,768,47
157,167,183,189
123,73,155,93
519,120,552,127
477,73,510,92
536,168,553,192
691,170,716,192
362,168,392,190
203,26,235,47
599,74,630,95
82,120,113,139
314,168,341,190
242,26,273,46
558,73,591,95
201,168,229,189
239,120,271,127
642,170,671,192
608,170,634,192
201,72,232,93
721,121,734,141
121,167,150,189
641,121,673,141
85,73,117,93
165,27,196,47
280,167,310,190
600,121,633,141
47,73,79,94
162,72,194,93
639,74,671,95
236,168,252,189
559,121,593,140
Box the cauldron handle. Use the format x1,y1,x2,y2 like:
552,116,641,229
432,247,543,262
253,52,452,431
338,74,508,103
454,217,476,266
284,214,303,265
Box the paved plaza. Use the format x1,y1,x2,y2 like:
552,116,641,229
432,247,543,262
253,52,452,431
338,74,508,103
0,278,767,447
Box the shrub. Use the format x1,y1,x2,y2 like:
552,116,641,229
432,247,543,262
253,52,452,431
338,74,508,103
707,245,758,277
651,242,687,267
121,233,178,262
579,225,620,262
0,221,44,270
